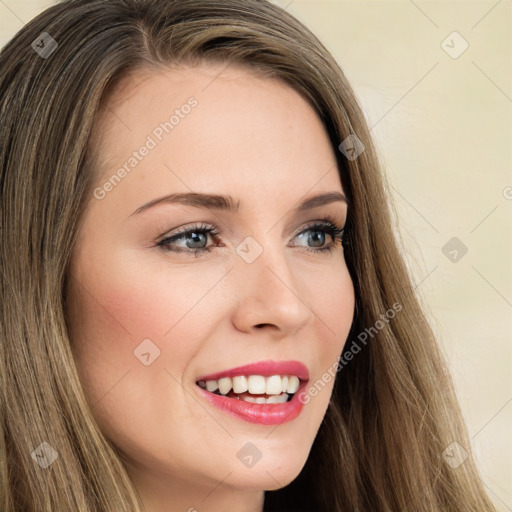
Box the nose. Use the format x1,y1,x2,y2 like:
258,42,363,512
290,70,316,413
230,241,315,336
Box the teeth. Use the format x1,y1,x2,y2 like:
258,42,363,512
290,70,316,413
266,393,289,404
232,376,248,393
206,380,218,392
265,375,282,395
241,393,289,404
198,374,302,396
286,376,300,394
247,375,266,394
218,377,232,395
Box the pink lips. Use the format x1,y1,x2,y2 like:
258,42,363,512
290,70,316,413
196,383,307,425
196,360,309,382
195,360,310,425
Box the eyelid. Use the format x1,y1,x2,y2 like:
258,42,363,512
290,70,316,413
291,219,339,238
157,222,219,242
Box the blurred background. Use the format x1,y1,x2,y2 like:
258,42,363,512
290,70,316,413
1,0,510,509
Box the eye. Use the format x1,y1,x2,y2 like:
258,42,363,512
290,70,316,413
291,219,345,254
156,223,221,258
156,217,346,257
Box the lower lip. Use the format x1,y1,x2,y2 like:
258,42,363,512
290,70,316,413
196,383,307,425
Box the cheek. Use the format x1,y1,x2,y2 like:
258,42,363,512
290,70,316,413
323,276,354,334
261,257,351,411
308,262,355,345
66,250,230,387
70,247,214,338
302,263,354,406
65,255,219,447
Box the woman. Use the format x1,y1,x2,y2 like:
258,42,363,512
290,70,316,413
0,0,497,510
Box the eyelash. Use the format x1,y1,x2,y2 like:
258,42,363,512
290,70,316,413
156,216,346,258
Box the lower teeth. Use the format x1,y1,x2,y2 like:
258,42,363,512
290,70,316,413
212,390,291,403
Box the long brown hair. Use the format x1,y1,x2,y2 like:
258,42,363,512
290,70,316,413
0,1,496,510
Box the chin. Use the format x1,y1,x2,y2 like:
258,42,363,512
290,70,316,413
227,453,309,491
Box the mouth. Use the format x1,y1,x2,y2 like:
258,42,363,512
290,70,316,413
196,374,302,404
194,360,309,425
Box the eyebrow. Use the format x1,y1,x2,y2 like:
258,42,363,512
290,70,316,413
130,191,348,217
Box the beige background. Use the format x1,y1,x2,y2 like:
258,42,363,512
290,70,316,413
1,0,510,509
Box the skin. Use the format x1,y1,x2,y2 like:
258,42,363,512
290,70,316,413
65,62,355,512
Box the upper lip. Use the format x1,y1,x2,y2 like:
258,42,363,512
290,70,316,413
196,360,310,382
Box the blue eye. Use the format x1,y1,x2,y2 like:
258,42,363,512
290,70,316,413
291,220,345,254
157,223,220,258
157,218,346,258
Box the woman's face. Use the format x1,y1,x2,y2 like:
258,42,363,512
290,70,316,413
66,62,355,510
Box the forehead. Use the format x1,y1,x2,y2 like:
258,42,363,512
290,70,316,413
89,62,343,213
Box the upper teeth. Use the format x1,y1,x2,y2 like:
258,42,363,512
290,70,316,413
199,375,300,395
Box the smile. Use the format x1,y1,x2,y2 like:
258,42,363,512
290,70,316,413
197,374,301,403
195,360,309,425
